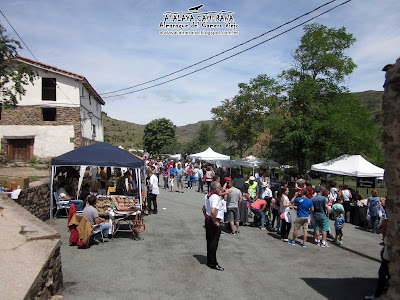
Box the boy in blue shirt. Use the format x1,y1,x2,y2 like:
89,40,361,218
334,198,345,245
289,189,314,247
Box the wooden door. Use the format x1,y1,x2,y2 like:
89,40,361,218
8,139,33,161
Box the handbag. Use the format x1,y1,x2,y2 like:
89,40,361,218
366,208,371,221
285,211,292,223
280,212,285,220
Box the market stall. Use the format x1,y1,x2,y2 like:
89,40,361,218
311,154,385,226
50,142,145,231
189,147,231,168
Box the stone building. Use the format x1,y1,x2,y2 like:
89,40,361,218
0,56,104,161
382,57,400,300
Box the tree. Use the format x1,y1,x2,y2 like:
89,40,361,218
211,74,282,157
0,23,36,107
182,122,227,155
143,118,177,154
267,23,382,172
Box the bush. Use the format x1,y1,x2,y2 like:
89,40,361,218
4,157,14,164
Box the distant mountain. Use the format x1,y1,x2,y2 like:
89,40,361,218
102,90,384,150
102,114,225,150
352,90,383,124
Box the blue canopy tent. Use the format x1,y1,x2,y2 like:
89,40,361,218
50,142,145,218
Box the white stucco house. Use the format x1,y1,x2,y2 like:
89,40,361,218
0,56,105,161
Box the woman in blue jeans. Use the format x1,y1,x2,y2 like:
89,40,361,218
368,190,381,233
250,198,267,230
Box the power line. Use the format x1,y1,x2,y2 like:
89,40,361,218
101,0,352,99
100,0,339,96
0,10,38,62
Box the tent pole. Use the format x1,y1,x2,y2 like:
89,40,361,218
137,168,142,207
356,177,358,199
50,165,55,219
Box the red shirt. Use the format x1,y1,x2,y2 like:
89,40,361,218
251,199,266,210
306,186,313,199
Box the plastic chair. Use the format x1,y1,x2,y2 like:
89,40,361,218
92,224,104,243
54,192,70,218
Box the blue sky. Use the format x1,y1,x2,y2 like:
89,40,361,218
2,0,399,126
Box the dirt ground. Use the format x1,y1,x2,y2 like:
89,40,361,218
0,166,49,177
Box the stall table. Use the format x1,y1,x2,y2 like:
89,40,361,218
109,210,141,238
101,195,142,238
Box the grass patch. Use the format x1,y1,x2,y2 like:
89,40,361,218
29,176,48,182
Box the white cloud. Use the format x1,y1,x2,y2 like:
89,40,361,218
2,0,399,124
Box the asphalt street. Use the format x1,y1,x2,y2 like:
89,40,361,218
48,185,382,300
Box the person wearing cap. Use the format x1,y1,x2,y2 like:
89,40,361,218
312,186,330,247
261,181,273,226
222,176,231,192
245,176,259,201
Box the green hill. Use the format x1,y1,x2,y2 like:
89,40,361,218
102,90,384,150
102,114,225,150
353,90,384,124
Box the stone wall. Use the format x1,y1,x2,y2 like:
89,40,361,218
382,57,400,300
0,106,83,161
27,241,63,300
14,180,51,221
0,196,63,299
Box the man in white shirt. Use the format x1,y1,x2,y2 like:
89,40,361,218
202,181,224,271
148,167,160,214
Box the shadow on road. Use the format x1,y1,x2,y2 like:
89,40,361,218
193,254,207,265
301,277,376,300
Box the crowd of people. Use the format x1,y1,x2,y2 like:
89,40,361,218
201,168,389,299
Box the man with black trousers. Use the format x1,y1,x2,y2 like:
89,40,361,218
148,167,159,214
202,181,224,271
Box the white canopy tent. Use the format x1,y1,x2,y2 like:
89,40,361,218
233,156,280,173
189,147,231,168
233,155,265,173
233,155,265,167
189,147,230,162
311,154,385,178
169,153,182,160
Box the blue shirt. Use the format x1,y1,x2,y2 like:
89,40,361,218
169,168,175,175
312,194,328,220
294,197,314,217
176,168,184,178
368,197,380,217
335,215,345,228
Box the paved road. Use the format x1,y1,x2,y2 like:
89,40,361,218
48,186,382,300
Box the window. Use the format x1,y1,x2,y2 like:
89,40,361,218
0,103,2,120
42,78,56,101
89,94,91,105
42,108,56,121
92,124,96,137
